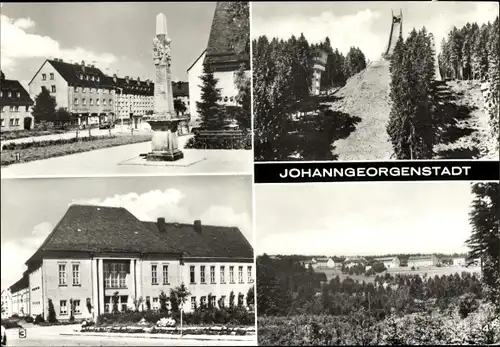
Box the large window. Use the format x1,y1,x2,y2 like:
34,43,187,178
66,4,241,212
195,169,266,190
50,73,54,80
162,265,169,285
229,266,234,283
60,300,67,315
190,266,195,283
104,262,128,289
247,266,252,283
72,264,80,285
200,266,206,284
190,296,196,310
238,266,244,283
220,266,226,283
210,295,216,308
58,264,66,285
210,266,215,283
73,299,81,314
151,264,158,285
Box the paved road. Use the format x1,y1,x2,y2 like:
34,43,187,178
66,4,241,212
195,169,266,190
1,135,252,177
5,326,255,346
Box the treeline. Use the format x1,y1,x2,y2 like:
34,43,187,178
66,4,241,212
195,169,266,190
253,34,366,160
438,19,499,81
257,254,484,320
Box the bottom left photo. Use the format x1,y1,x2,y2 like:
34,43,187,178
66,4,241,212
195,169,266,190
1,175,255,346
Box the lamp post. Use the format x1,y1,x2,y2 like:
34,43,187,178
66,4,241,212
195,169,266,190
115,87,124,133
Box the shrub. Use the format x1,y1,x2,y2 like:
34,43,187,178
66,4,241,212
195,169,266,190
34,314,45,325
24,316,34,323
48,299,57,323
458,293,480,318
184,133,251,150
1,319,22,329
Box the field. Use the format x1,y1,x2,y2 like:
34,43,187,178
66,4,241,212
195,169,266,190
319,265,481,283
1,134,151,166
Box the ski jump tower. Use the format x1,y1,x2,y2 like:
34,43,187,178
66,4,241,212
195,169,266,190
383,10,403,59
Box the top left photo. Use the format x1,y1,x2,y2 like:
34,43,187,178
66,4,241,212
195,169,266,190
0,1,251,178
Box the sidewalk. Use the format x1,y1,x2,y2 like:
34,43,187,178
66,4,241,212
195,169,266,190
61,331,256,342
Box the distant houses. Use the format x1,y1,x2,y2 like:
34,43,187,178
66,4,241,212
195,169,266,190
300,257,335,270
374,256,400,269
452,256,466,266
408,255,439,268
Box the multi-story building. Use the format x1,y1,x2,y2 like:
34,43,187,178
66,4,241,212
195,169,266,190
29,59,116,126
0,71,34,131
9,273,30,317
374,256,401,269
311,257,335,269
310,49,328,96
25,204,253,321
187,2,250,127
408,255,439,268
1,289,12,318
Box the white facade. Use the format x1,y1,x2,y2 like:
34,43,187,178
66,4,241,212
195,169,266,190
374,257,400,268
408,255,438,268
1,290,12,318
452,257,466,266
28,60,70,109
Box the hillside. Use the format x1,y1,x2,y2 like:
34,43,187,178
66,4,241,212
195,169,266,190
329,59,393,161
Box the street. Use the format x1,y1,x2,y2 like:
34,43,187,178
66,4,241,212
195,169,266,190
1,135,253,177
5,326,256,346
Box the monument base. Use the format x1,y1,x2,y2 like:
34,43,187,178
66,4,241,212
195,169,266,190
146,149,184,162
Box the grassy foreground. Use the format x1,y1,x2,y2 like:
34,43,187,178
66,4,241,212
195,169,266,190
1,134,151,166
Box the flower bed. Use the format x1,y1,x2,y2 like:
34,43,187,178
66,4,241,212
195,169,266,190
1,134,151,166
80,325,255,336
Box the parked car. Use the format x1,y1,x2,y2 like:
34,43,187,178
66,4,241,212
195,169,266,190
99,122,115,130
1,324,6,346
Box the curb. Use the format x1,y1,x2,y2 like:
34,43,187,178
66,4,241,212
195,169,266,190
60,332,256,341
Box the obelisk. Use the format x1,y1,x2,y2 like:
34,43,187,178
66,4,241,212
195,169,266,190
146,13,184,161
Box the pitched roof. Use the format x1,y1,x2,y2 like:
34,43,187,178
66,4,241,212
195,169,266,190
409,255,436,261
143,221,253,260
9,274,29,293
374,256,399,261
27,205,181,265
103,75,154,96
172,81,189,98
204,2,250,72
44,59,112,89
0,78,34,107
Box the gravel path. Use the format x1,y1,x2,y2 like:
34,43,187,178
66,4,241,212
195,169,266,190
329,59,394,161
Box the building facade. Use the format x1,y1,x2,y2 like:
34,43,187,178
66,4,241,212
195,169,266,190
374,256,401,269
310,49,328,96
187,2,250,127
452,257,467,266
312,257,335,269
24,205,253,321
408,255,439,268
0,71,34,131
10,274,30,317
1,289,12,318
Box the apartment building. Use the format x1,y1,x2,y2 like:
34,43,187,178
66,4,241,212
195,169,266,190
0,71,34,131
9,273,30,317
25,204,253,321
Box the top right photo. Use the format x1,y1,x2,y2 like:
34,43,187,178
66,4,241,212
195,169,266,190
252,1,499,162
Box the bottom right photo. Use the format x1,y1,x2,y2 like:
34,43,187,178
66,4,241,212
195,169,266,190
255,181,500,346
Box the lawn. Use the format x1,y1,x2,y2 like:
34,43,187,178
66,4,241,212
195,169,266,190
1,128,70,141
1,134,151,166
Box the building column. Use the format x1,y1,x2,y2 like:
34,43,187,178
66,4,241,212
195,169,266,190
136,259,142,310
91,258,98,321
130,259,136,309
98,259,105,315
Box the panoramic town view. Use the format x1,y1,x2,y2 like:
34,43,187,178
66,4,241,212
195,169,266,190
0,2,251,177
252,1,499,161
255,181,499,345
1,175,255,345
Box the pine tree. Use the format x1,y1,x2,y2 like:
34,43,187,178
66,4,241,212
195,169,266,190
32,87,57,123
466,182,500,309
196,60,222,130
48,299,57,323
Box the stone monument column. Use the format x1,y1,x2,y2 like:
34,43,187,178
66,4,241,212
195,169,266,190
146,13,184,161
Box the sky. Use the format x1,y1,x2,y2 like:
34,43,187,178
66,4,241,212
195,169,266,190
0,175,252,290
0,2,216,90
256,181,477,257
252,1,499,62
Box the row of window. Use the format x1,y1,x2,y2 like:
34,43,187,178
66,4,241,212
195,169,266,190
103,263,127,289
41,86,56,93
1,118,21,127
74,98,113,107
0,91,22,98
31,286,40,291
1,106,29,113
189,293,245,310
59,263,80,286
75,86,109,94
59,299,81,315
41,73,54,81
186,265,253,285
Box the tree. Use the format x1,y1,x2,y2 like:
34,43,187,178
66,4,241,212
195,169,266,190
48,299,57,323
196,60,223,130
466,182,500,309
159,290,169,312
32,88,57,123
233,64,251,130
112,292,119,314
69,299,75,322
246,286,255,307
229,290,235,308
133,296,144,312
344,46,367,79
174,98,187,117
